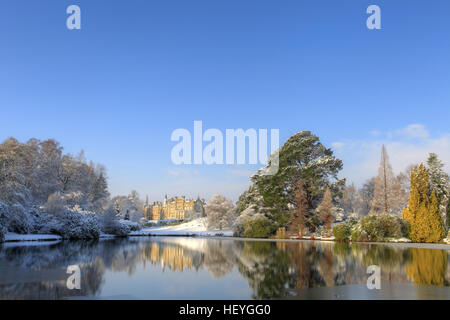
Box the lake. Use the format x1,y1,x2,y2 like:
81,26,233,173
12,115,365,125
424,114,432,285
0,237,449,300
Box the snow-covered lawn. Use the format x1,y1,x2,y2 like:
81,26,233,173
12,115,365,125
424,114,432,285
130,218,233,237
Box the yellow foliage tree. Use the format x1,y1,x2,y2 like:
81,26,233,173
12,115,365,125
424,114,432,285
402,164,446,243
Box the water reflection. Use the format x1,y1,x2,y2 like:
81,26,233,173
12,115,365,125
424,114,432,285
0,238,449,300
406,249,448,287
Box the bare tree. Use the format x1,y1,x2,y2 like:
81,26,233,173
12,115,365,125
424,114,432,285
206,194,236,230
342,183,356,215
371,145,396,214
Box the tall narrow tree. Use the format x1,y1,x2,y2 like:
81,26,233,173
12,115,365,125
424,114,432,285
427,153,449,231
317,187,334,234
291,179,309,236
342,183,356,215
402,164,446,243
371,145,396,214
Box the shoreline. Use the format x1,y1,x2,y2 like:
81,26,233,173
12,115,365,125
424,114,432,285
3,232,450,250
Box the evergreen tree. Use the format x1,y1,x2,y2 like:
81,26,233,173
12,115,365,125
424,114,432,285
317,187,334,234
427,153,449,231
89,170,109,212
402,164,446,243
251,131,344,232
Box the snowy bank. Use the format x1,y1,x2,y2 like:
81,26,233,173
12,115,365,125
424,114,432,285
5,233,62,242
130,218,233,237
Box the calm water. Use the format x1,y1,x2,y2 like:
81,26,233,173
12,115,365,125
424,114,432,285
0,237,449,300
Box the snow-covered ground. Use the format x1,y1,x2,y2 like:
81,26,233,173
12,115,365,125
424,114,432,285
130,218,233,237
2,240,61,248
5,233,62,242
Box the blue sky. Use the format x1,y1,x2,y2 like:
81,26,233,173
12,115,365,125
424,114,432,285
1,0,450,201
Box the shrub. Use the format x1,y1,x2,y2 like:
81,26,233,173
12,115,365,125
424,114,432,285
243,215,274,238
350,226,362,242
118,219,141,232
0,202,8,230
100,207,134,236
27,208,60,234
109,221,131,236
54,210,100,239
332,223,350,241
360,213,409,242
0,224,5,242
1,203,32,234
233,205,256,237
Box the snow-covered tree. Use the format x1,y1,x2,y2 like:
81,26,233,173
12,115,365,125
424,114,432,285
427,153,450,230
206,194,236,230
100,205,131,236
371,145,395,213
44,192,66,216
111,191,143,222
342,183,357,216
234,186,273,237
88,165,110,213
0,137,112,237
370,145,406,215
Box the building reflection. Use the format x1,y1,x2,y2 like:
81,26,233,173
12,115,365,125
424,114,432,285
141,243,196,272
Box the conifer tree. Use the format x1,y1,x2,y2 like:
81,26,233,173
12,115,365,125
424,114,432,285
371,145,395,213
317,187,334,234
402,164,446,243
371,145,406,214
251,131,344,232
427,153,449,231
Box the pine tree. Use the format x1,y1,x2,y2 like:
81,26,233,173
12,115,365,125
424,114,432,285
317,187,334,234
402,164,446,243
251,131,344,231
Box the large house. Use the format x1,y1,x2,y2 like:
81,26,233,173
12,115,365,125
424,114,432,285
144,195,206,221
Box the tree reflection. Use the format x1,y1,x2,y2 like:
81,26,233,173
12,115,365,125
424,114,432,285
406,249,448,287
0,238,449,299
235,241,291,299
